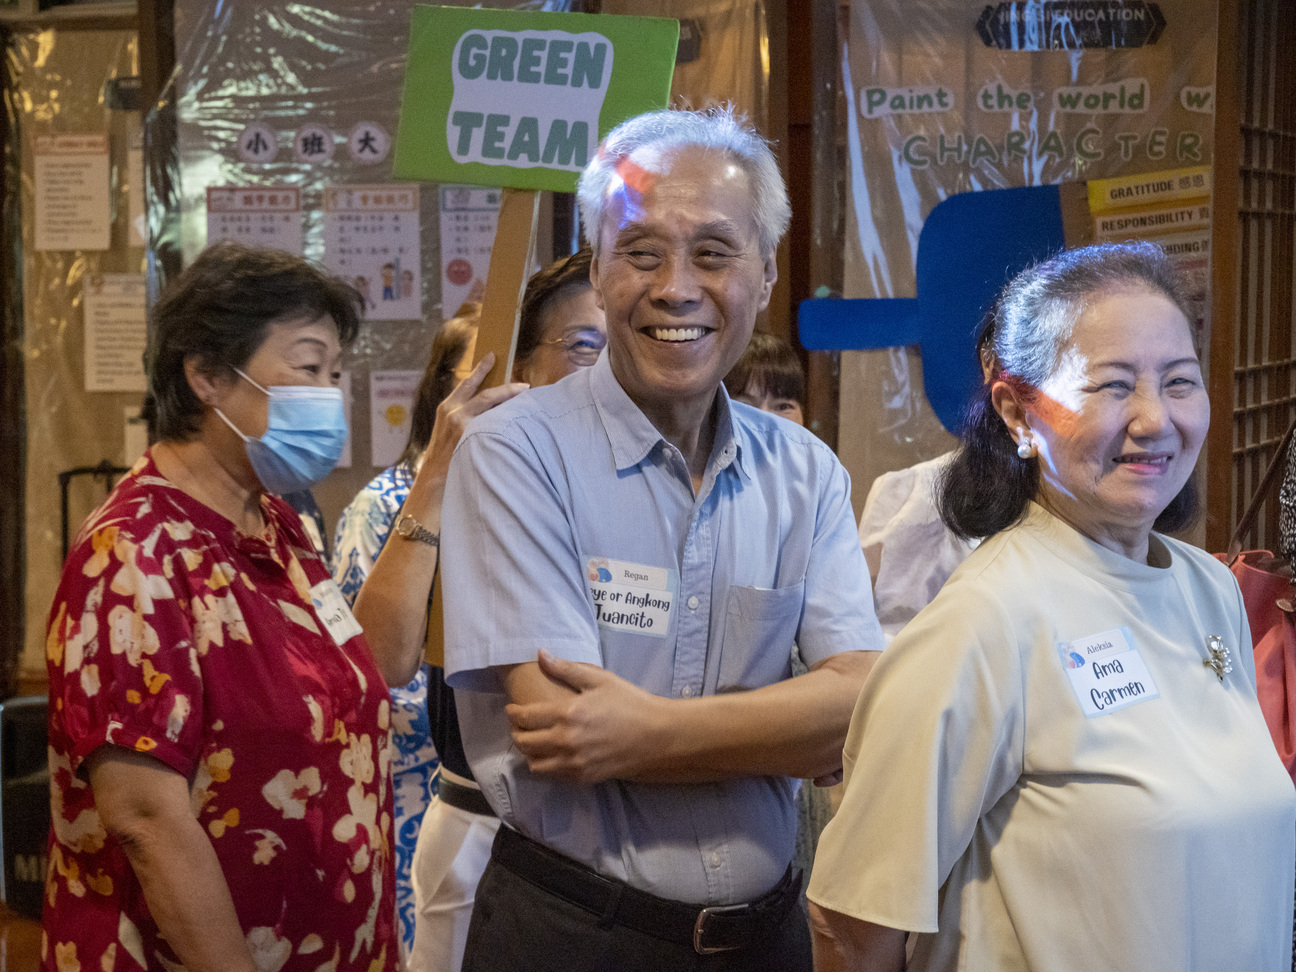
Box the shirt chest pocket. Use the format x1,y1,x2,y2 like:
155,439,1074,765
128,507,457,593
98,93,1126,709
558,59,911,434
718,582,804,693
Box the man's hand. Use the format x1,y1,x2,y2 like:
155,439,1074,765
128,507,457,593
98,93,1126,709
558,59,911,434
506,650,667,783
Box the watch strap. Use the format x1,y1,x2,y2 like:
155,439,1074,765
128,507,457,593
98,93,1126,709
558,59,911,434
396,512,440,548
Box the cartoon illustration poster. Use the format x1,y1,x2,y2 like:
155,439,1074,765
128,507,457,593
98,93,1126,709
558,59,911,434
438,184,500,319
206,187,304,256
369,369,421,468
322,184,422,322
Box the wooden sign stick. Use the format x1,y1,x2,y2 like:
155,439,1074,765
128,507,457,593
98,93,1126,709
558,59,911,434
425,186,541,668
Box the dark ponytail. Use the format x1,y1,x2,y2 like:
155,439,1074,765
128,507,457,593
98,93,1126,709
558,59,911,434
938,387,1039,541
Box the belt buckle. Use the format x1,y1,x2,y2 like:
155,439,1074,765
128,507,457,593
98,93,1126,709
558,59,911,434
693,903,746,955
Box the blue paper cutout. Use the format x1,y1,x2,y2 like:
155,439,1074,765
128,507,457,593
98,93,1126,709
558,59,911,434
799,185,1068,433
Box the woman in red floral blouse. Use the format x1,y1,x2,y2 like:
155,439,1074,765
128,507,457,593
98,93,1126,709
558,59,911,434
44,243,397,972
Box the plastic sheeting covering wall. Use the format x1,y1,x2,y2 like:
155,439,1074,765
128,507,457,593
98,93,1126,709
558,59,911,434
164,0,566,545
837,0,1217,519
10,0,767,678
11,28,141,681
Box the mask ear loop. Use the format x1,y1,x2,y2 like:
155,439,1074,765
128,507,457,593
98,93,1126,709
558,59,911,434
233,367,271,396
213,407,252,443
210,368,268,442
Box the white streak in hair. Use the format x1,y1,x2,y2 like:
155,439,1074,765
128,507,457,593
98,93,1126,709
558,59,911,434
626,144,670,176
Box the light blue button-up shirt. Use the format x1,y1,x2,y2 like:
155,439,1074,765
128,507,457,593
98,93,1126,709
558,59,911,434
442,354,883,905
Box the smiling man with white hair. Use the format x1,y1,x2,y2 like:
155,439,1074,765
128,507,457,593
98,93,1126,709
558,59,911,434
440,106,883,971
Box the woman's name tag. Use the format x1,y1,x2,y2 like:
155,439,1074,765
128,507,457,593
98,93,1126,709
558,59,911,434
310,578,364,646
1057,626,1160,718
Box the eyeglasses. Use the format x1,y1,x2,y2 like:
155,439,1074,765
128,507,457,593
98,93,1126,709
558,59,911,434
540,328,606,366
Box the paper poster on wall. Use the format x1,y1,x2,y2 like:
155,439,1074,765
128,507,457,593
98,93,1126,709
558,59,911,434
833,0,1220,515
369,370,421,468
338,370,353,469
439,185,500,318
127,117,146,247
124,406,148,466
1089,163,1211,332
83,273,148,393
843,0,1216,306
206,187,304,256
34,134,111,251
323,185,422,322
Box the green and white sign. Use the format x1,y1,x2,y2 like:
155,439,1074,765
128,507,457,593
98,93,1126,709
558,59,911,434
395,7,679,193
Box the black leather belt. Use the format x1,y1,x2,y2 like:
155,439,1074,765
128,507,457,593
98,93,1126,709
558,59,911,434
436,774,495,817
491,824,802,955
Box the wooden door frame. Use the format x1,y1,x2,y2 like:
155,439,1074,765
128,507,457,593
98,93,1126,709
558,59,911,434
1206,0,1240,551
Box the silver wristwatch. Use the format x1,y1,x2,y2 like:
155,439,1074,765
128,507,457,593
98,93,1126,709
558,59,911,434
394,513,440,548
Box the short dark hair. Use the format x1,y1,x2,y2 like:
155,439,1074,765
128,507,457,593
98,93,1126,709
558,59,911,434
146,243,362,442
400,305,479,468
723,331,806,405
939,241,1199,541
515,248,595,363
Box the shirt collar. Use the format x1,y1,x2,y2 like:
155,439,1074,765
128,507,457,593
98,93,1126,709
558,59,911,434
589,354,749,481
713,382,751,482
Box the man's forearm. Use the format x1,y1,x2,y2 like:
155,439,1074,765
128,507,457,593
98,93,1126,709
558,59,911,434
505,650,878,784
631,651,876,782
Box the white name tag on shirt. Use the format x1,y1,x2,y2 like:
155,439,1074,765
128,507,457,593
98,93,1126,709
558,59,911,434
586,557,674,638
1058,626,1160,718
309,578,364,646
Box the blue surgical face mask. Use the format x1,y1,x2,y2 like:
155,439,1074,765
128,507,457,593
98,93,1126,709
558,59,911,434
214,369,347,495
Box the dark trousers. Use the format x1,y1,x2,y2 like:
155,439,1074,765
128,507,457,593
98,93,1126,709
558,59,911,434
461,834,812,972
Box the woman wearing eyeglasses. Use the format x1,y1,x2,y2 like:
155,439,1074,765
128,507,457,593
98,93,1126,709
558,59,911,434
511,247,607,385
333,249,606,972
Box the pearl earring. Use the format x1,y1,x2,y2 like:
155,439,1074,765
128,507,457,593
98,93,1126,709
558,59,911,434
1016,428,1034,460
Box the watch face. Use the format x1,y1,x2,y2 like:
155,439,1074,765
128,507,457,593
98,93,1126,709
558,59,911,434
397,516,413,538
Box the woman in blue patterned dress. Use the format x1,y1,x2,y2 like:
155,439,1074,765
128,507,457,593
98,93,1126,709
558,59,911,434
334,252,606,966
332,306,524,958
338,252,606,969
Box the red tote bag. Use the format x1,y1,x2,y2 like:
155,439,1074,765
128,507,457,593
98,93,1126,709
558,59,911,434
1219,415,1296,783
1224,551,1296,779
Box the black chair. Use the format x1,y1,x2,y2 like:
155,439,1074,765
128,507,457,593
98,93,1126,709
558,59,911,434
0,697,47,921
